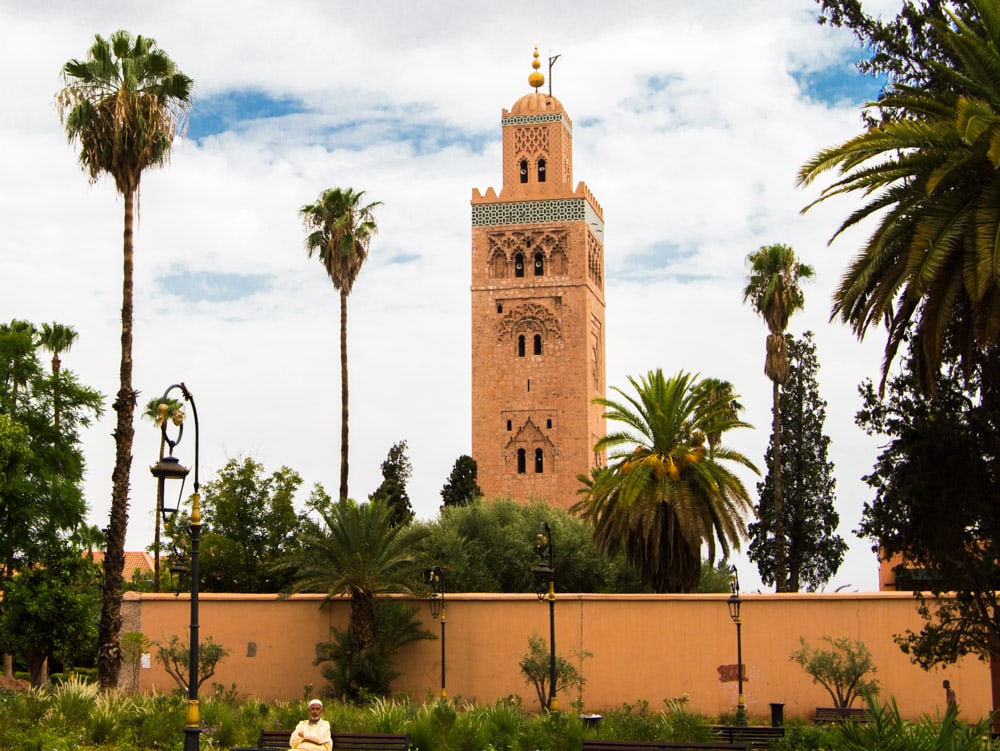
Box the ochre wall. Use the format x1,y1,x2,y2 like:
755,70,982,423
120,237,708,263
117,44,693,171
123,591,990,721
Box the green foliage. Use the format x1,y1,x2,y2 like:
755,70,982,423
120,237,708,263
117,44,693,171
370,440,414,527
518,631,589,712
835,694,992,751
415,498,648,594
574,370,757,593
317,599,433,701
195,456,310,592
856,339,1000,667
154,634,230,693
749,332,847,592
440,455,483,509
0,544,100,685
790,635,878,709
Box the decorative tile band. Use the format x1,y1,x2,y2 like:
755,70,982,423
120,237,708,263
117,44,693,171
502,113,568,128
472,199,587,226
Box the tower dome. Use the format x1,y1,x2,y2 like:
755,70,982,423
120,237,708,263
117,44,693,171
511,46,564,115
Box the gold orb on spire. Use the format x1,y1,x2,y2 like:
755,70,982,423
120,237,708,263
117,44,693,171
528,46,545,90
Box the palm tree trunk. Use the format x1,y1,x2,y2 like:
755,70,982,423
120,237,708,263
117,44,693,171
98,188,137,690
339,289,350,503
772,377,787,592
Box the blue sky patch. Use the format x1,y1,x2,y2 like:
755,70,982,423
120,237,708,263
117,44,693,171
188,89,309,139
158,270,271,303
793,55,886,107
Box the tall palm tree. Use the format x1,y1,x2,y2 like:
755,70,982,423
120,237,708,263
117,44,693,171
299,188,381,503
38,322,78,431
572,370,757,593
57,29,192,690
744,243,813,592
798,0,1000,393
281,498,428,681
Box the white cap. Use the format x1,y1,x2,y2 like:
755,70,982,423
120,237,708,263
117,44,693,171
308,699,323,708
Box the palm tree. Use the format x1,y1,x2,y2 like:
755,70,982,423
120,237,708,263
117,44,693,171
38,322,78,431
299,188,381,503
57,29,192,690
280,498,428,691
0,320,38,414
572,370,757,593
744,243,813,592
798,0,1000,393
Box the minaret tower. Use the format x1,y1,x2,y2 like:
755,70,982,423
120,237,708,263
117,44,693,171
470,48,606,509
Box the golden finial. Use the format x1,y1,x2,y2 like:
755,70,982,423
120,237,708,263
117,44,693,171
528,46,545,91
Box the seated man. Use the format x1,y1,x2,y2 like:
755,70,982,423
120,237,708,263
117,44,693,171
289,699,332,751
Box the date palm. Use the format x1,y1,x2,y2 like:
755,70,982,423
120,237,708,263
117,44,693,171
300,188,380,503
744,243,813,592
38,323,78,431
572,370,757,593
798,0,1000,393
57,29,192,690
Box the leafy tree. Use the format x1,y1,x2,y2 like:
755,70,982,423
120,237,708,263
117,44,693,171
749,332,846,592
799,0,1000,395
155,634,229,693
790,635,878,709
299,187,381,503
316,599,432,701
57,30,192,690
440,454,482,509
415,498,648,594
744,244,814,592
519,632,588,713
0,545,100,686
195,457,307,593
856,337,1000,675
573,370,757,593
279,498,428,699
370,440,414,527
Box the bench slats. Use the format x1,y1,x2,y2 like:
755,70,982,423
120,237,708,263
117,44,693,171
582,741,750,751
709,726,784,751
240,729,410,751
814,707,868,723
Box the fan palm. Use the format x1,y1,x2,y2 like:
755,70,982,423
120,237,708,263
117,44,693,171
572,370,757,593
281,498,428,663
744,243,813,592
798,0,1000,394
57,29,192,690
300,188,381,503
38,323,78,431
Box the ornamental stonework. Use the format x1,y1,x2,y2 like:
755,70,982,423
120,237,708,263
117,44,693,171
472,198,587,227
496,302,562,343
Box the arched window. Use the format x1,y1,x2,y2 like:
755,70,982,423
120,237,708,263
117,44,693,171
517,335,526,357
514,252,525,278
538,158,546,183
506,419,512,431
533,334,542,355
519,159,528,184
517,448,526,474
533,251,544,276
546,418,552,429
534,448,544,473
497,303,503,313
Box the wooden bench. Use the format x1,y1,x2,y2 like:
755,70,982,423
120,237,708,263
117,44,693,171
710,726,784,750
814,707,869,724
234,730,410,751
582,740,750,751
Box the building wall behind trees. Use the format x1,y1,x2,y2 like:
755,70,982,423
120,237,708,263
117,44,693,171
123,591,988,721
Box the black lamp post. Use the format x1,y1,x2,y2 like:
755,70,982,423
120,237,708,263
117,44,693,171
422,566,446,699
531,521,557,712
149,383,201,751
727,564,746,726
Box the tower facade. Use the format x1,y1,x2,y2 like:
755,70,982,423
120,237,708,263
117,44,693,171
470,51,606,509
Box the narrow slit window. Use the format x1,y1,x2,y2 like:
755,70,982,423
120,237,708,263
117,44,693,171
546,419,552,429
534,448,544,473
519,159,528,184
533,334,542,355
517,335,526,357
538,158,546,182
534,251,544,276
506,420,512,431
514,252,525,278
517,448,526,474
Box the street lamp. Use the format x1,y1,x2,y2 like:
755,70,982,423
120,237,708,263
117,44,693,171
531,521,557,712
727,564,746,726
149,383,201,751
422,566,446,699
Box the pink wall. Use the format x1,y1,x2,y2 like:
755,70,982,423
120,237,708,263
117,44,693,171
123,591,989,721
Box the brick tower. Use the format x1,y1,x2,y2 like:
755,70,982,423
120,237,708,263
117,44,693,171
470,49,606,509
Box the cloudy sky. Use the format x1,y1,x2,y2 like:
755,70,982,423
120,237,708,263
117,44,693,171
1,0,902,592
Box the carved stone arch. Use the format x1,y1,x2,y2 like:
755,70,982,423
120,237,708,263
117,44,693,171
496,303,562,343
489,249,508,278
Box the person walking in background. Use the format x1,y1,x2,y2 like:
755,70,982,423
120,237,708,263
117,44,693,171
943,680,957,713
289,699,332,751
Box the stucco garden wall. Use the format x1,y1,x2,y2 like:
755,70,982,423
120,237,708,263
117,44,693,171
123,590,990,722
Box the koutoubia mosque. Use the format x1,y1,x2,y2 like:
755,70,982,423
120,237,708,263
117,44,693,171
470,48,606,509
